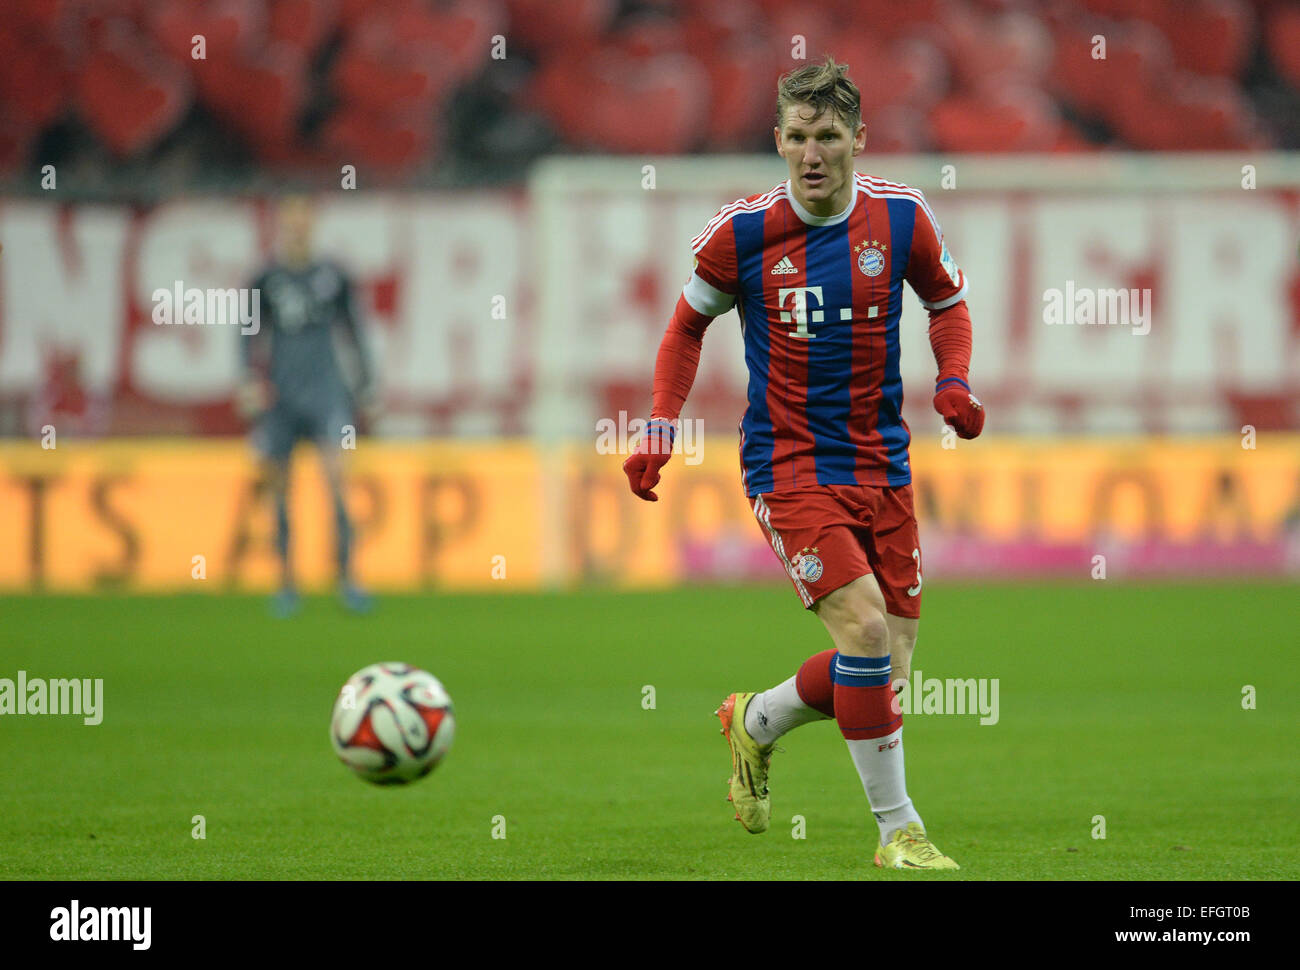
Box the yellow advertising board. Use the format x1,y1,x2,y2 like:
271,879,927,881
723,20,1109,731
1,436,1297,591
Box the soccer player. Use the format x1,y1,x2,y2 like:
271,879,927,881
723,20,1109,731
622,57,984,870
237,196,377,616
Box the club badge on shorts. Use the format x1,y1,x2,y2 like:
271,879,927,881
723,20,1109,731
794,546,823,582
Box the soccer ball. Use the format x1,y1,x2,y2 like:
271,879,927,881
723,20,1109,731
330,662,455,785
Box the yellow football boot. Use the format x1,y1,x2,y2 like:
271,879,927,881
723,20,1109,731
874,822,960,870
715,692,774,834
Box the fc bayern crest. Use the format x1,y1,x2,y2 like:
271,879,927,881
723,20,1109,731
858,247,885,277
797,552,824,582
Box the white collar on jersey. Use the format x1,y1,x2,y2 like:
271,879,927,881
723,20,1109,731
785,176,858,227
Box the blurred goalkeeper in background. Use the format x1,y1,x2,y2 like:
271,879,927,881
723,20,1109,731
237,196,377,617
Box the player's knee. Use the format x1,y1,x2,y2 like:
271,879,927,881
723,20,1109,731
835,607,889,657
860,609,890,655
261,461,289,498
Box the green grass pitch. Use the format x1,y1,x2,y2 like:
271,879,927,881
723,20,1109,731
1,582,1296,880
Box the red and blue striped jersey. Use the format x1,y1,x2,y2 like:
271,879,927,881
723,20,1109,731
683,172,967,496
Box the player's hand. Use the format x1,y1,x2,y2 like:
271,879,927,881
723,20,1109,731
235,378,271,421
933,378,984,439
622,419,676,502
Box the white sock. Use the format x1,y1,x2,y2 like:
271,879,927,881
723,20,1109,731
842,726,924,844
743,676,829,746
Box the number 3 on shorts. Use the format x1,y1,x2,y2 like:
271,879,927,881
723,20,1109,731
907,548,922,596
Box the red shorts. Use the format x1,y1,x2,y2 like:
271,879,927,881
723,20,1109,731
749,483,923,618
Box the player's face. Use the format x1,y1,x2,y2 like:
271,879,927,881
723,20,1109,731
774,105,865,217
277,197,315,265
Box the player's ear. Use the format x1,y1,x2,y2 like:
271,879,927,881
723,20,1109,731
773,126,783,155
852,122,866,156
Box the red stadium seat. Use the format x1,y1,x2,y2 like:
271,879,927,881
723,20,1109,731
337,0,415,29
337,0,498,115
1051,20,1174,120
193,47,308,160
757,0,947,43
1110,72,1265,150
609,14,687,60
0,26,70,127
1161,0,1253,79
680,0,766,52
1078,0,1150,18
320,104,433,171
76,29,190,157
928,83,1064,152
930,3,1054,94
388,0,503,85
504,0,618,60
1265,3,1300,88
0,114,40,174
8,0,67,32
874,36,950,112
267,0,340,57
0,0,1293,173
1168,74,1266,149
334,46,439,107
756,1,837,72
693,42,775,150
528,48,710,153
332,43,452,114
150,0,264,65
862,103,928,153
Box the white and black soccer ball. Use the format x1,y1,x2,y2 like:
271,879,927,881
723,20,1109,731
330,662,455,785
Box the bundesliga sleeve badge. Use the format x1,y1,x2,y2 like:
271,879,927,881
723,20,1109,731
940,241,962,287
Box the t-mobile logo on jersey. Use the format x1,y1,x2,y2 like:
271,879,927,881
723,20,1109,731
778,287,878,339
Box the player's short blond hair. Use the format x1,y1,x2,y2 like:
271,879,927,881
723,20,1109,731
776,56,861,133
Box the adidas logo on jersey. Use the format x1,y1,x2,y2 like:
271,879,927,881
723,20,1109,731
770,256,797,275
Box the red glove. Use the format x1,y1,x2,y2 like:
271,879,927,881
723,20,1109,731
622,419,675,502
933,377,984,439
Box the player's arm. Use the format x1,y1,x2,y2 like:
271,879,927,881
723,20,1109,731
236,271,272,419
336,272,377,413
928,302,981,437
905,198,984,439
623,252,737,501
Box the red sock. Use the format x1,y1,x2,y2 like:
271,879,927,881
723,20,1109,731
833,681,902,740
794,649,836,718
831,654,903,740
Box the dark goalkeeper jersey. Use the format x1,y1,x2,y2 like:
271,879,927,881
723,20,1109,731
243,260,371,410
